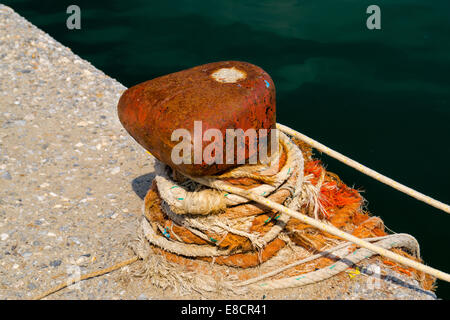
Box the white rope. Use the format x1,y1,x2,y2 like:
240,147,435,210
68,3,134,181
142,217,234,257
246,233,419,290
149,165,304,253
141,215,425,291
155,132,302,214
150,133,307,254
142,126,450,288
277,123,450,214
188,174,450,283
236,233,419,289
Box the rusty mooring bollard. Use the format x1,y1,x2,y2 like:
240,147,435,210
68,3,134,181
117,61,276,176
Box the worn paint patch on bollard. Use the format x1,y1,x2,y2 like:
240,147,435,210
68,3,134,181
117,61,276,176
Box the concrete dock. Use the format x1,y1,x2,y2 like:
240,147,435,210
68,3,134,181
0,5,436,299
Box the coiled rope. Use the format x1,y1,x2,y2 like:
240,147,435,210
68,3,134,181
187,175,450,284
33,124,449,299
237,233,419,290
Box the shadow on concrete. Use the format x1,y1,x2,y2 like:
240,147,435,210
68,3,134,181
131,172,155,200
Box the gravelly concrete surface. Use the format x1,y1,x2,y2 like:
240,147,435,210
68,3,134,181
0,4,154,299
0,5,437,300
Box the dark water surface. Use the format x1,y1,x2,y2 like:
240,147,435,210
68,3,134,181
5,0,450,298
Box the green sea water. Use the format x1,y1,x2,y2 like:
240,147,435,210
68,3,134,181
5,0,450,298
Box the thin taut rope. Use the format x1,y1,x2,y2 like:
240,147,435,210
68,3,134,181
277,123,450,214
33,256,139,300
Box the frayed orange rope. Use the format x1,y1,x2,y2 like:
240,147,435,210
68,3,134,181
304,160,362,219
